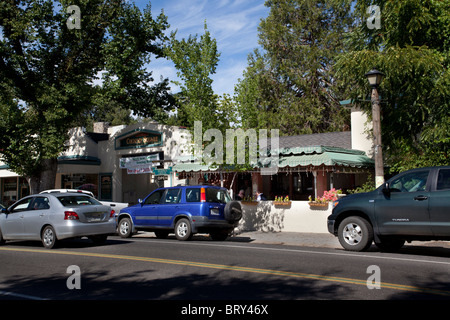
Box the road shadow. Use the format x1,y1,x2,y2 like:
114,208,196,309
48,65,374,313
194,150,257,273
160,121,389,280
130,233,255,244
3,237,130,249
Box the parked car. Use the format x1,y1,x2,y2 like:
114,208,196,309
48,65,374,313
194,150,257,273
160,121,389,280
328,166,450,251
117,185,242,241
40,189,129,212
0,193,117,249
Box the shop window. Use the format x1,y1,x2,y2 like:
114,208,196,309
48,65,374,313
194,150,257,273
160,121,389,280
2,177,18,206
100,174,113,201
61,174,99,198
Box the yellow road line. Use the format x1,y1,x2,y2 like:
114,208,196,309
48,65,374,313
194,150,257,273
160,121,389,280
1,247,449,297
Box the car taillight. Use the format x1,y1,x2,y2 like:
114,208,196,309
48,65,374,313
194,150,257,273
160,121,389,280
64,211,79,220
110,210,115,218
200,188,206,202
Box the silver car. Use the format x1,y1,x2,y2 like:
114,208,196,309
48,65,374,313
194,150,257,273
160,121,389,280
0,193,116,249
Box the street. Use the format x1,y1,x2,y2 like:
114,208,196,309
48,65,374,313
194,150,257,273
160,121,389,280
1,233,450,305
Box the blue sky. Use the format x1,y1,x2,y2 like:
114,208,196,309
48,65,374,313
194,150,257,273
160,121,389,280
136,0,270,96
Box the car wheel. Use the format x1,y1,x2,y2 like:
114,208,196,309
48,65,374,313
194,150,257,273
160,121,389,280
338,216,373,252
118,217,133,238
41,225,58,249
224,201,242,223
175,218,192,241
375,237,405,252
89,234,108,245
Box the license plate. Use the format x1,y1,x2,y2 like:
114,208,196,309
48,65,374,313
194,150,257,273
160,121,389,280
87,212,104,222
210,208,220,216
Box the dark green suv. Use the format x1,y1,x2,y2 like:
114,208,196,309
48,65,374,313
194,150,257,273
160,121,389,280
328,166,450,251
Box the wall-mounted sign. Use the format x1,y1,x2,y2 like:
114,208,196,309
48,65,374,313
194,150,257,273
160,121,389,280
120,154,160,175
152,167,172,176
117,130,163,149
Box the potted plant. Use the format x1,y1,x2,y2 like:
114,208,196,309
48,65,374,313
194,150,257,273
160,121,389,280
308,188,342,209
273,195,292,206
241,195,258,205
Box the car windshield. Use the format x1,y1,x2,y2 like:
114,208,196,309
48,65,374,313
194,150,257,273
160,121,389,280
57,195,102,206
206,188,231,204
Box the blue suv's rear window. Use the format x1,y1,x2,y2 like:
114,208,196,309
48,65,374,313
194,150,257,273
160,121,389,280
186,188,200,202
185,187,231,203
206,188,230,204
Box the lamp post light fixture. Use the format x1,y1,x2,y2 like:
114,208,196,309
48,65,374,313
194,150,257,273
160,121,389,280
365,69,385,188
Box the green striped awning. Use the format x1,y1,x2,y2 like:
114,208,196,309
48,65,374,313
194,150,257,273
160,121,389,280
277,151,374,168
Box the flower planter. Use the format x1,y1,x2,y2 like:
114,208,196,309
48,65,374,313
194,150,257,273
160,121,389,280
241,201,258,205
308,202,329,210
273,201,292,207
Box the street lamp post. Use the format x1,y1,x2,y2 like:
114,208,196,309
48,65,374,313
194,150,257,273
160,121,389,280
365,69,385,188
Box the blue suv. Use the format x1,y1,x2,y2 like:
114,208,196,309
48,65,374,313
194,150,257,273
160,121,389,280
117,186,242,241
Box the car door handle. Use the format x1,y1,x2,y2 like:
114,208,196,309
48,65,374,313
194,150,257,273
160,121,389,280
414,195,428,201
39,213,45,217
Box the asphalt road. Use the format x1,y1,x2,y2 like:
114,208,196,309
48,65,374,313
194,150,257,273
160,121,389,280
1,233,450,306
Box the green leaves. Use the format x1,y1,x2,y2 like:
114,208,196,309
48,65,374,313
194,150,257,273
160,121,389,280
165,23,224,132
235,0,353,135
0,0,172,190
336,0,450,171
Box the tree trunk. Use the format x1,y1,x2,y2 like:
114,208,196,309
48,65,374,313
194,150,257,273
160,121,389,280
27,158,58,194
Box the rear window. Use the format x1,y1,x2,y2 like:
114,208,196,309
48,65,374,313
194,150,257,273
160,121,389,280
206,188,231,204
57,195,101,206
185,188,231,204
437,169,450,190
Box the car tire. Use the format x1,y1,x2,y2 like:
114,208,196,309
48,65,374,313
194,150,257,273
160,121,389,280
224,201,242,223
118,217,133,238
41,225,58,249
175,218,192,241
338,216,373,252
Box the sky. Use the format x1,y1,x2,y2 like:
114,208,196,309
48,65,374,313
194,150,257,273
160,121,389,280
136,0,270,97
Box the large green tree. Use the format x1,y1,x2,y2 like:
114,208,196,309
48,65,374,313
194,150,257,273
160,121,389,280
0,0,172,193
165,23,234,132
235,0,353,135
335,0,450,171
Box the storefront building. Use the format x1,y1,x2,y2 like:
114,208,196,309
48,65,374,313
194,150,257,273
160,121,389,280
0,106,374,205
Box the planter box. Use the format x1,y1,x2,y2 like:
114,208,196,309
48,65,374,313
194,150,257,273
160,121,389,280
241,201,258,205
308,202,329,209
273,201,292,207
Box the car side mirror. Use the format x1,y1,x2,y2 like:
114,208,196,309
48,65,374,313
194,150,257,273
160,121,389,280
382,182,390,196
138,199,143,205
1,208,8,214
